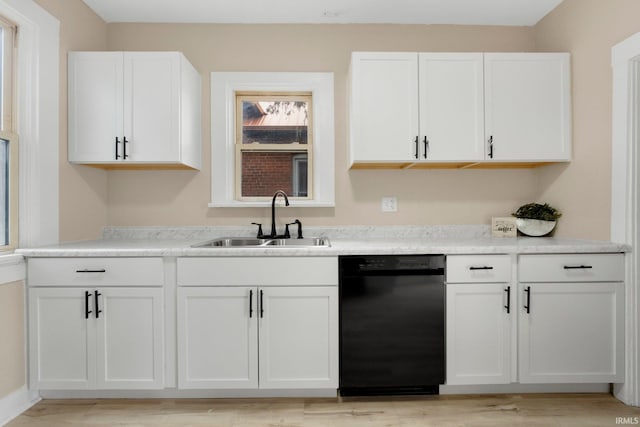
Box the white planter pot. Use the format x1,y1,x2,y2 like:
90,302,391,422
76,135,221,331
516,218,557,237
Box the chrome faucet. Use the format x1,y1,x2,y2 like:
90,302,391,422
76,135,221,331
270,190,290,238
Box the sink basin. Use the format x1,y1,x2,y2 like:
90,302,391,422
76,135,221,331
266,237,330,247
192,237,330,248
192,238,271,248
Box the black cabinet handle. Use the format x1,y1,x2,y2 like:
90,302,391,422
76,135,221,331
95,291,102,319
85,291,93,319
249,290,254,318
563,265,593,269
123,137,129,159
423,136,428,159
115,137,121,160
504,286,511,314
414,136,419,159
524,286,531,314
469,266,494,270
76,269,106,273
260,290,264,318
488,135,494,159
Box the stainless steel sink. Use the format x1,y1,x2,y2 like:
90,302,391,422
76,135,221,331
266,237,330,247
192,237,330,248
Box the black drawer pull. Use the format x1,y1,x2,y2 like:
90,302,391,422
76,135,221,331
469,266,494,270
249,290,254,318
85,291,93,319
563,265,593,270
504,286,511,314
95,291,102,319
524,286,531,314
260,290,264,318
76,269,106,273
123,136,129,159
423,136,429,159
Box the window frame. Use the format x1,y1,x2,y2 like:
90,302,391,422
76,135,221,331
291,153,308,197
0,16,17,251
210,72,334,208
0,130,18,250
235,92,313,201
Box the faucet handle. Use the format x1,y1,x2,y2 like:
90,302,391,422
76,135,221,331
294,219,303,239
251,222,264,238
284,222,295,239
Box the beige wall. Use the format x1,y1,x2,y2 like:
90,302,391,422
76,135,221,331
0,281,25,398
35,0,109,241
39,1,640,241
534,0,640,239
104,24,540,230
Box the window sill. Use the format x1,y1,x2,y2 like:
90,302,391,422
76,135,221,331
208,200,335,208
0,253,25,284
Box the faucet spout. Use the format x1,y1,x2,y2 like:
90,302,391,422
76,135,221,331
270,190,290,238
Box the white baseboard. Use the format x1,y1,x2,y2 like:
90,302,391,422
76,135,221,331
39,388,338,399
0,386,40,426
439,383,610,395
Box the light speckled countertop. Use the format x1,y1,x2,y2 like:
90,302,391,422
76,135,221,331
15,225,629,257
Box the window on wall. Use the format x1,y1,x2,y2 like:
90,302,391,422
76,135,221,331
0,16,17,249
235,93,312,200
210,72,335,207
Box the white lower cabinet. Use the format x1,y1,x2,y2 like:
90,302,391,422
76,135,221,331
259,286,338,389
518,254,625,384
446,283,512,385
447,253,625,386
176,257,339,390
518,269,624,383
178,287,258,389
446,255,513,385
29,287,164,390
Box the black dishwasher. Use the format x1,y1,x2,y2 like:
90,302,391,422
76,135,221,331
339,255,445,396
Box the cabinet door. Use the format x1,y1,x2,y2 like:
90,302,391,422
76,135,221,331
484,53,571,161
519,282,624,383
95,288,164,389
418,53,485,161
28,288,96,389
177,287,258,389
259,286,338,389
350,52,419,163
446,283,512,385
68,52,124,163
123,52,181,162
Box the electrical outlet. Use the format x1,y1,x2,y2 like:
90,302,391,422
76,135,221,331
381,197,398,212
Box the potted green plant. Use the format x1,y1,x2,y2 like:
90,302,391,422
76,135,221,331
512,203,562,236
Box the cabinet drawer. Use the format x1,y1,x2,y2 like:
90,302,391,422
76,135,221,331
177,257,338,286
28,258,163,286
519,254,624,282
446,255,511,283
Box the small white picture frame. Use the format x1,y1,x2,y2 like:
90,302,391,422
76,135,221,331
492,217,517,238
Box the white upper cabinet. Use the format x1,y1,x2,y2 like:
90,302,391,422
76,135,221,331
418,53,485,162
68,52,123,163
68,51,201,169
484,53,571,162
349,51,571,168
349,52,419,163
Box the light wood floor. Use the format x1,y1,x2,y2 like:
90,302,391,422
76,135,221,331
7,393,640,426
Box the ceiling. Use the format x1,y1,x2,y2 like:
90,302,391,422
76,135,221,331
81,0,564,26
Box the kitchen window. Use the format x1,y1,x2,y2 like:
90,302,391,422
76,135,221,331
210,72,334,207
0,17,17,250
235,93,313,200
